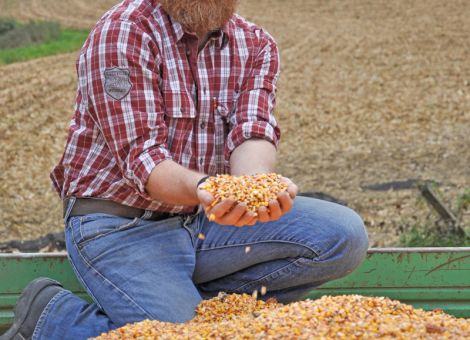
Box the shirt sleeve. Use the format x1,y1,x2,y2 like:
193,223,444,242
225,28,281,159
83,20,171,199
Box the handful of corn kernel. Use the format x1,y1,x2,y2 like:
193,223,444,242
200,173,289,215
93,294,470,339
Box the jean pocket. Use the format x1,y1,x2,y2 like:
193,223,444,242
75,213,140,249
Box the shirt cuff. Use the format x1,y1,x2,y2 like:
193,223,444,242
225,121,280,160
129,146,172,199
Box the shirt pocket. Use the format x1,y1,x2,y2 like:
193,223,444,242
162,88,197,160
162,88,198,119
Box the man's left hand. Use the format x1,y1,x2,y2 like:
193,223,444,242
257,177,298,223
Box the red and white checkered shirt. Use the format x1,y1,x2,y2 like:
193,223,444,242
51,0,281,213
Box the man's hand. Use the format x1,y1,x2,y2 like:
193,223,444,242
229,139,297,224
197,185,258,227
197,176,298,226
257,177,298,223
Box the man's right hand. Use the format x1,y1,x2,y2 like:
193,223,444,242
197,186,258,227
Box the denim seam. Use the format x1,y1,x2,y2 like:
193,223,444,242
74,220,140,262
67,250,104,311
196,239,321,258
32,289,69,340
233,258,304,293
71,228,156,320
70,223,105,310
181,215,199,248
78,217,140,248
88,218,185,264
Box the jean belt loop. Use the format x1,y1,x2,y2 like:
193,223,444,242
63,197,77,224
141,210,153,220
183,211,199,228
195,204,205,215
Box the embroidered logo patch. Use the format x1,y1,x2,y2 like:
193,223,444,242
104,67,132,100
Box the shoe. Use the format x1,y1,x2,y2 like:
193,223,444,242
0,278,63,340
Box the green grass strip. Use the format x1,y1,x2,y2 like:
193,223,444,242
0,29,88,64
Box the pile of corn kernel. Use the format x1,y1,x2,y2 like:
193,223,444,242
93,294,470,339
200,173,289,214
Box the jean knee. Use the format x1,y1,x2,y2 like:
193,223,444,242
334,206,369,274
294,197,368,264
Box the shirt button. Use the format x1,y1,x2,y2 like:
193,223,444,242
200,122,206,129
199,157,204,165
186,48,191,57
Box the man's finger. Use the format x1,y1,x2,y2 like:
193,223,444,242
257,206,270,223
234,211,257,227
268,199,282,221
280,176,298,199
219,203,248,225
287,182,298,199
277,191,293,213
197,189,214,206
245,215,258,226
209,198,236,219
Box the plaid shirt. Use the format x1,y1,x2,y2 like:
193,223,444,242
51,0,281,213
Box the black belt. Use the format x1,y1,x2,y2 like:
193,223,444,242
64,198,176,221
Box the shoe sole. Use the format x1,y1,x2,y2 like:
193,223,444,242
0,278,62,340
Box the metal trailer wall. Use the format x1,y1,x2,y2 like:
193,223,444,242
1,248,469,333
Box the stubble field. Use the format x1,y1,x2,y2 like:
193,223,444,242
0,0,469,247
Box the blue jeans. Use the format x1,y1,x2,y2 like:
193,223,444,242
33,196,368,339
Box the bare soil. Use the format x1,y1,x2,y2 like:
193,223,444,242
1,0,469,247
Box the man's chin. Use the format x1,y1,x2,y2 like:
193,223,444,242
160,0,237,37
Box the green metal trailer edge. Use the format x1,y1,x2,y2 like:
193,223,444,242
1,247,470,333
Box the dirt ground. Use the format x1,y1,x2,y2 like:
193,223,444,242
1,0,469,247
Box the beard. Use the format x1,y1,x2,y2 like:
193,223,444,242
160,0,238,37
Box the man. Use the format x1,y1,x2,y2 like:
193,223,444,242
2,0,368,339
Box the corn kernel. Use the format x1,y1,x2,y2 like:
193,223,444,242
92,294,470,339
200,173,288,215
260,286,267,296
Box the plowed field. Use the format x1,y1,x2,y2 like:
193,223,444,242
1,0,469,246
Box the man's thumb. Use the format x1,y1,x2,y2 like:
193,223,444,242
197,189,214,206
